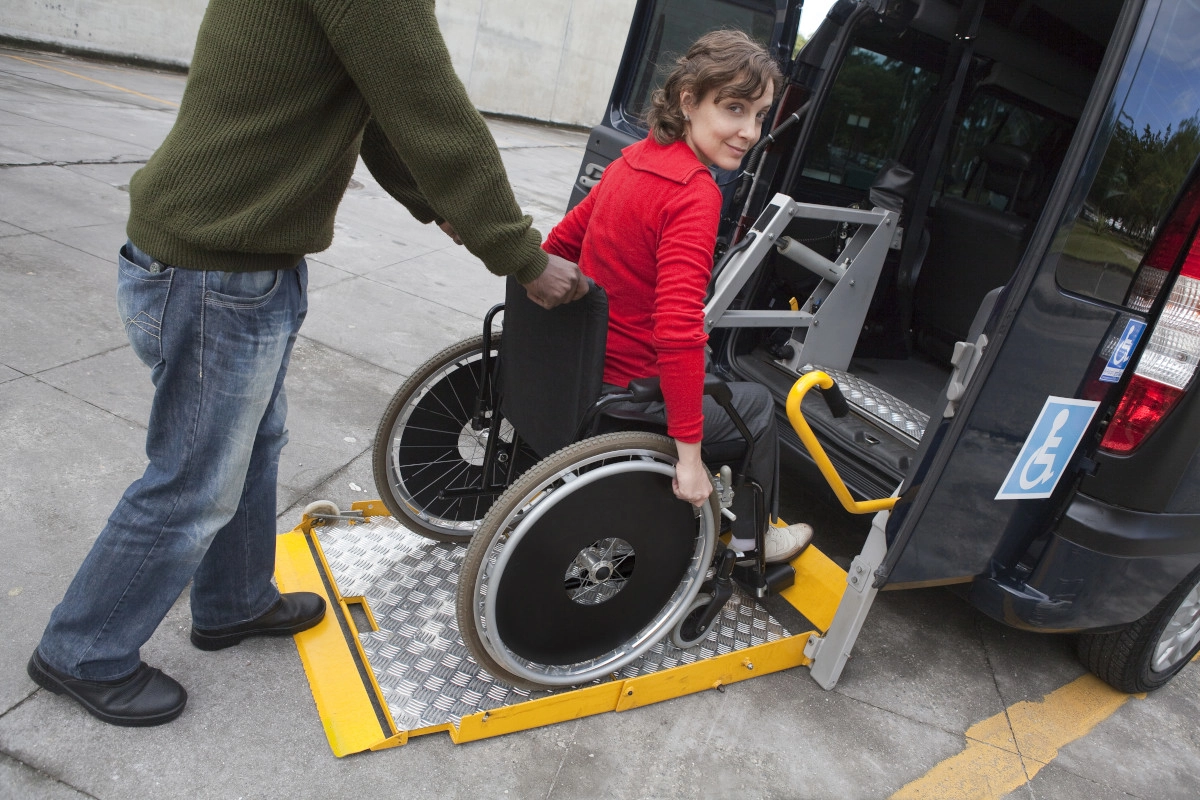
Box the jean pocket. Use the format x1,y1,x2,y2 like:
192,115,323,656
117,250,173,369
203,269,282,309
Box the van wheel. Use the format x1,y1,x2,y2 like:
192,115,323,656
1076,564,1200,693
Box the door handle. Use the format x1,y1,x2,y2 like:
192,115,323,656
578,162,606,189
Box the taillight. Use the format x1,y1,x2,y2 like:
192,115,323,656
1100,184,1200,454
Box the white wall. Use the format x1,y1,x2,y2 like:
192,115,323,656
0,0,636,127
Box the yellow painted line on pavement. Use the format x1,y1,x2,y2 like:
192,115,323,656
4,54,179,107
891,673,1144,799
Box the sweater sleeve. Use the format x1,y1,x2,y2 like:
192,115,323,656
359,118,438,224
323,0,547,284
653,180,722,443
542,173,600,262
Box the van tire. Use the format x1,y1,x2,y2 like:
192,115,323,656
1076,563,1200,693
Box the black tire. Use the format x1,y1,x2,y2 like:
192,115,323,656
1076,563,1200,693
457,431,720,689
670,593,715,649
371,335,536,542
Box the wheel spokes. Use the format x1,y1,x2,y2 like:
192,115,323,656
1152,584,1200,673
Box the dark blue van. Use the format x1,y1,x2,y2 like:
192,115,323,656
572,0,1200,692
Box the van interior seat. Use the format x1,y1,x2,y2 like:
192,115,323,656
912,143,1037,364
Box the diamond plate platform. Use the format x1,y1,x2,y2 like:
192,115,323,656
316,514,794,731
276,501,847,755
801,365,929,446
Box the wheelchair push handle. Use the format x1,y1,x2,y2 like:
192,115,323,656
785,371,897,515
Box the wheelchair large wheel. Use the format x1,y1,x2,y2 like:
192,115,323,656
457,431,719,689
372,334,536,542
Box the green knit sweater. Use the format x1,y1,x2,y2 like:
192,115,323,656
127,0,548,283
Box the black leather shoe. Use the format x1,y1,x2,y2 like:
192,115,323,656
190,592,326,651
27,651,186,727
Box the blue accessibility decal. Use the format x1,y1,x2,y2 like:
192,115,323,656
996,397,1101,500
1100,318,1146,383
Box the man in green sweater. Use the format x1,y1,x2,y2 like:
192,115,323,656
27,0,586,727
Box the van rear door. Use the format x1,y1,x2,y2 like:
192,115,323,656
567,0,802,209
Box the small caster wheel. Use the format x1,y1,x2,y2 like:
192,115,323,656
303,500,341,523
671,593,715,649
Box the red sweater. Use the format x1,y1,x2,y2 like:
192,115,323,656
544,138,720,442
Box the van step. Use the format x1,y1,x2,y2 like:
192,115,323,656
801,365,929,447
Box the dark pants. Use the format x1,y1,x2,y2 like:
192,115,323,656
604,380,779,541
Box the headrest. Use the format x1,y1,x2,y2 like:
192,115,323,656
869,160,915,213
981,142,1033,171
980,143,1035,203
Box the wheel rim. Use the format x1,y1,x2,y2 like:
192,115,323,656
385,349,530,533
473,450,715,686
1151,581,1200,675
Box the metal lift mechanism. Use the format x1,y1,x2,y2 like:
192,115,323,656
705,194,902,688
705,193,898,374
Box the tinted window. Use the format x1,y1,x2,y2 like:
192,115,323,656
1056,2,1200,305
623,0,778,123
941,94,1070,213
801,46,939,191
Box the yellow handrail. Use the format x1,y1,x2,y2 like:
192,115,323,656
785,371,898,515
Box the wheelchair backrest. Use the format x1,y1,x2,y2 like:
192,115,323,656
499,277,609,459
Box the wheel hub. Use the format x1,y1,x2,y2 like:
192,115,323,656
566,538,634,605
456,423,489,467
456,417,514,467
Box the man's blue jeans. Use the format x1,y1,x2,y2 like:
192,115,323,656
36,243,308,681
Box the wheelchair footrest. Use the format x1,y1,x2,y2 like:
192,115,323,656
765,562,797,593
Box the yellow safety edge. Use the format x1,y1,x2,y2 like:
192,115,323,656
303,525,404,740
275,529,404,755
279,501,848,755
780,543,848,632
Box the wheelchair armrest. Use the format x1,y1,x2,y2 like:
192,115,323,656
702,374,733,406
625,377,664,403
627,375,733,405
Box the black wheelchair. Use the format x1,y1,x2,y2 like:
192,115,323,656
372,278,807,689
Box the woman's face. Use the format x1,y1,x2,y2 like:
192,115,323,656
681,86,774,171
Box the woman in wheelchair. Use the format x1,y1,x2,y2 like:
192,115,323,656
373,30,816,689
543,29,811,565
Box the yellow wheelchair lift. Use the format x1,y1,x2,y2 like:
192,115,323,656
276,372,896,756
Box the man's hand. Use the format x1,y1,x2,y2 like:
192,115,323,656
522,254,588,308
437,220,463,245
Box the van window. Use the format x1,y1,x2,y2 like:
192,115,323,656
1055,3,1200,305
623,0,779,123
801,45,939,191
940,94,1068,213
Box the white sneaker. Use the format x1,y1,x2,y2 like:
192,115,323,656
763,522,813,564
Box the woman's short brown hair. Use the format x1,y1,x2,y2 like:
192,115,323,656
646,29,783,146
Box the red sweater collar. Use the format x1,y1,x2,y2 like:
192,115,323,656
621,138,713,185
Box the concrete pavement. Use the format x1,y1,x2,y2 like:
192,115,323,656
1,45,1198,800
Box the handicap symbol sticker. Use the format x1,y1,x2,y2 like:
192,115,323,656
996,397,1100,500
1100,318,1146,382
